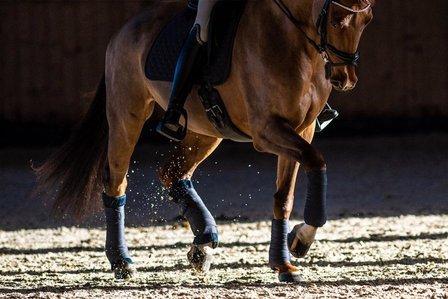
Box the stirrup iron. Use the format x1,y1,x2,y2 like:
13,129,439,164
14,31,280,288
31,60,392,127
315,103,339,132
156,108,188,142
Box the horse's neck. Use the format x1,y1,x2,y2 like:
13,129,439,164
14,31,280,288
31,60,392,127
281,0,316,29
244,0,327,84
238,0,331,121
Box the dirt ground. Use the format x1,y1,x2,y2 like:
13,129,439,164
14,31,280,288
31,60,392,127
1,216,447,298
0,133,447,298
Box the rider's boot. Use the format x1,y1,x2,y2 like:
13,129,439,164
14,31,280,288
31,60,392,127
156,24,204,142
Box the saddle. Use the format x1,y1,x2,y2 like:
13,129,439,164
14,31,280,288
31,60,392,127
145,0,251,142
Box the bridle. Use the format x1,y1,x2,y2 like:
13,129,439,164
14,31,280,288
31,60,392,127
273,0,371,79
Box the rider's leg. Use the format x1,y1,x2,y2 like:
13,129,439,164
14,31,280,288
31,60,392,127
156,0,219,142
195,0,219,42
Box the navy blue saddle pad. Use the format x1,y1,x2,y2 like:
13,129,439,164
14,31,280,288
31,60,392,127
145,0,246,85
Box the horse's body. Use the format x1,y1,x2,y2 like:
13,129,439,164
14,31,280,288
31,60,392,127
36,0,373,282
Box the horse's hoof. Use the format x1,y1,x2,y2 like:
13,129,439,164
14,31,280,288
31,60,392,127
187,243,214,272
288,223,316,258
113,261,136,279
278,271,302,283
272,263,302,283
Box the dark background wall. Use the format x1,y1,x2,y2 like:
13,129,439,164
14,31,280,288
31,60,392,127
0,1,142,125
0,1,447,127
331,0,448,120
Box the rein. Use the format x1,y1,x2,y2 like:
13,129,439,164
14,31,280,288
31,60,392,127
273,0,371,78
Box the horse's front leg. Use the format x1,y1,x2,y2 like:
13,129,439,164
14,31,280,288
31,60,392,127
285,125,319,260
269,156,302,282
253,120,326,282
159,131,222,272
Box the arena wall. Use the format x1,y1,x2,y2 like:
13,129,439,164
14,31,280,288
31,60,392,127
1,1,447,126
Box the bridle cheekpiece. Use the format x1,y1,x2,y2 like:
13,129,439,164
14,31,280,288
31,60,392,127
274,0,371,78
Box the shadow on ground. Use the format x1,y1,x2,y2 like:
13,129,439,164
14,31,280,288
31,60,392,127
1,133,447,230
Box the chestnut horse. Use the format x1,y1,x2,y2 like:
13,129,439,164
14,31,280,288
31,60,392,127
36,0,374,282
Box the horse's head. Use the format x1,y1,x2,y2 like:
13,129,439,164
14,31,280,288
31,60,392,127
312,0,374,91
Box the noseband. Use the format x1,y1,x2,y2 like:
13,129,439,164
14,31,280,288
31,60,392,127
274,0,371,78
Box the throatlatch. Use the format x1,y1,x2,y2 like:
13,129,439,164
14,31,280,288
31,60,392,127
169,179,219,247
103,193,133,270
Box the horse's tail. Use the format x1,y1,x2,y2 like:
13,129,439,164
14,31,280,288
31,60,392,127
35,75,109,219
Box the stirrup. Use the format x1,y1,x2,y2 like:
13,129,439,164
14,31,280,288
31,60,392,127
156,109,188,142
315,103,339,132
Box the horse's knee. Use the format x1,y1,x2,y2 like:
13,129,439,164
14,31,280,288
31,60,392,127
301,149,326,173
273,191,294,219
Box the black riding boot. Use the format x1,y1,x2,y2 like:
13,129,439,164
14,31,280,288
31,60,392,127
315,103,339,132
156,24,204,142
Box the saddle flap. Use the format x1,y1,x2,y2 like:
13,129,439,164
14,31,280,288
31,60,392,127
145,0,246,85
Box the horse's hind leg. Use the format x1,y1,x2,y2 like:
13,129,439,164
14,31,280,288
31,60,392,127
159,132,222,271
103,75,154,279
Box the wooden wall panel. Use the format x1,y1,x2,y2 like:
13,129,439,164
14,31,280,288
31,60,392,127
331,0,448,118
0,1,143,125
